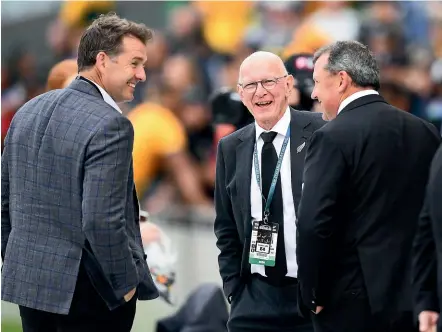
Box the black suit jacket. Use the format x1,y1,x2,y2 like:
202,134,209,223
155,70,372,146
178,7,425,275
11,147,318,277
297,94,441,314
412,145,442,319
214,108,325,303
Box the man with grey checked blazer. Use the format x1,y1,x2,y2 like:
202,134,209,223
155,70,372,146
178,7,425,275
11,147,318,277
1,13,159,332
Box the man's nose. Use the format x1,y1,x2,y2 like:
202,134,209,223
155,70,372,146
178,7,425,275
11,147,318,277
255,82,268,97
311,88,317,100
136,67,146,82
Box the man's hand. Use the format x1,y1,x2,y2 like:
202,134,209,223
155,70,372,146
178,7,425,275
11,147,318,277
312,306,324,315
124,287,137,302
419,311,439,332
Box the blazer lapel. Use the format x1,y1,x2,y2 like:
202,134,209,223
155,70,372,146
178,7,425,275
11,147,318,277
290,109,314,209
236,124,255,236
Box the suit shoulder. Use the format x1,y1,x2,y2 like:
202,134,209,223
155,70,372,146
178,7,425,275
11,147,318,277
220,122,254,144
382,103,441,139
16,88,123,132
306,111,326,130
292,109,326,131
62,87,121,121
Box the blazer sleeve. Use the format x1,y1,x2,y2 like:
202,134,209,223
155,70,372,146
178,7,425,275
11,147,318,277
214,140,242,303
82,115,138,300
297,129,347,310
1,140,11,261
412,198,439,316
413,146,442,315
412,147,442,315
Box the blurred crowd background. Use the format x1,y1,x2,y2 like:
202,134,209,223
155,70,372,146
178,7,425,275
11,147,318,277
2,1,442,331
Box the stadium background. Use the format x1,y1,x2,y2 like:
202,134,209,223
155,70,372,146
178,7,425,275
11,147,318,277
2,1,442,331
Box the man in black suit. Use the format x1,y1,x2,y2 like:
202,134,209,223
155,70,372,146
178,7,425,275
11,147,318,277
214,51,325,332
412,145,442,332
297,40,441,332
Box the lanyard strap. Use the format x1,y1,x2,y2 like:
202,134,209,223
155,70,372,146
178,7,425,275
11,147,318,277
253,125,290,222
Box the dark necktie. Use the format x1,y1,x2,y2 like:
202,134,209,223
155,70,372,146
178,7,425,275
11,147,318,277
260,131,288,281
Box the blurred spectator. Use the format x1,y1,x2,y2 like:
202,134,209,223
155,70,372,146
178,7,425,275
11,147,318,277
58,0,116,57
5,47,44,101
210,88,254,141
127,80,212,213
46,59,78,91
217,55,244,89
283,1,359,58
243,1,304,55
192,1,253,56
282,23,331,58
1,48,45,151
399,2,431,50
180,88,215,194
284,53,318,111
161,53,211,103
430,15,442,58
46,18,73,62
40,0,117,84
359,1,433,114
166,4,205,55
426,58,442,134
165,4,217,93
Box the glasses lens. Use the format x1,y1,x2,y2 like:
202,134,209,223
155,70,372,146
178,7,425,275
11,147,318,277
244,83,257,92
262,80,277,89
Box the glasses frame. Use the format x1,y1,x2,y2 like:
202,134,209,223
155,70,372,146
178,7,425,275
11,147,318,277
238,74,288,93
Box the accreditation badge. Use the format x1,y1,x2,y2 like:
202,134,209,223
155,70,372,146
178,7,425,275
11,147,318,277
249,220,279,267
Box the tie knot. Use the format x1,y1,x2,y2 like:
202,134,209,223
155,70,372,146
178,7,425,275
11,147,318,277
261,131,277,143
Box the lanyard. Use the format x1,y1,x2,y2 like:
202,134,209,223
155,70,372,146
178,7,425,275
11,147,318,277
253,125,290,223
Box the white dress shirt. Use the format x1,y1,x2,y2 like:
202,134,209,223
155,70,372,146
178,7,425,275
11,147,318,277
337,89,379,115
85,77,122,114
251,107,298,278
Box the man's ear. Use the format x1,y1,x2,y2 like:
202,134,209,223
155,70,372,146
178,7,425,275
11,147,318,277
338,71,351,93
95,51,107,71
286,74,295,96
237,84,244,101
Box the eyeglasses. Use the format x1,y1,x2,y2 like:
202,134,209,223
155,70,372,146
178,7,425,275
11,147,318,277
238,75,288,93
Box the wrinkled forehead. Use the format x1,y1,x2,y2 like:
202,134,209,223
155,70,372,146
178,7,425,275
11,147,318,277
239,58,286,84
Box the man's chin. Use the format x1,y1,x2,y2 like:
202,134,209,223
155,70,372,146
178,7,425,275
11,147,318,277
121,93,134,103
253,107,275,119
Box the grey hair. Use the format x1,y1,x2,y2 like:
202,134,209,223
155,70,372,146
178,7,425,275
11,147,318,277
313,41,380,91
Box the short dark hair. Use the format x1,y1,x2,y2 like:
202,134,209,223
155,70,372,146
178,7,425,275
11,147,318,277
313,40,380,91
77,12,153,71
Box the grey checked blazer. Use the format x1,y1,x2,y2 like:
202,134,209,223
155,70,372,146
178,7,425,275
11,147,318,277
1,78,159,314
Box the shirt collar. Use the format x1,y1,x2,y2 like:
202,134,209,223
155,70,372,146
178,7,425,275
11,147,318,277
337,89,379,115
82,76,122,114
255,106,290,141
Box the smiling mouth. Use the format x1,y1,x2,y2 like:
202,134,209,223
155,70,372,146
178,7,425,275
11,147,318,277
255,101,273,108
127,82,136,88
